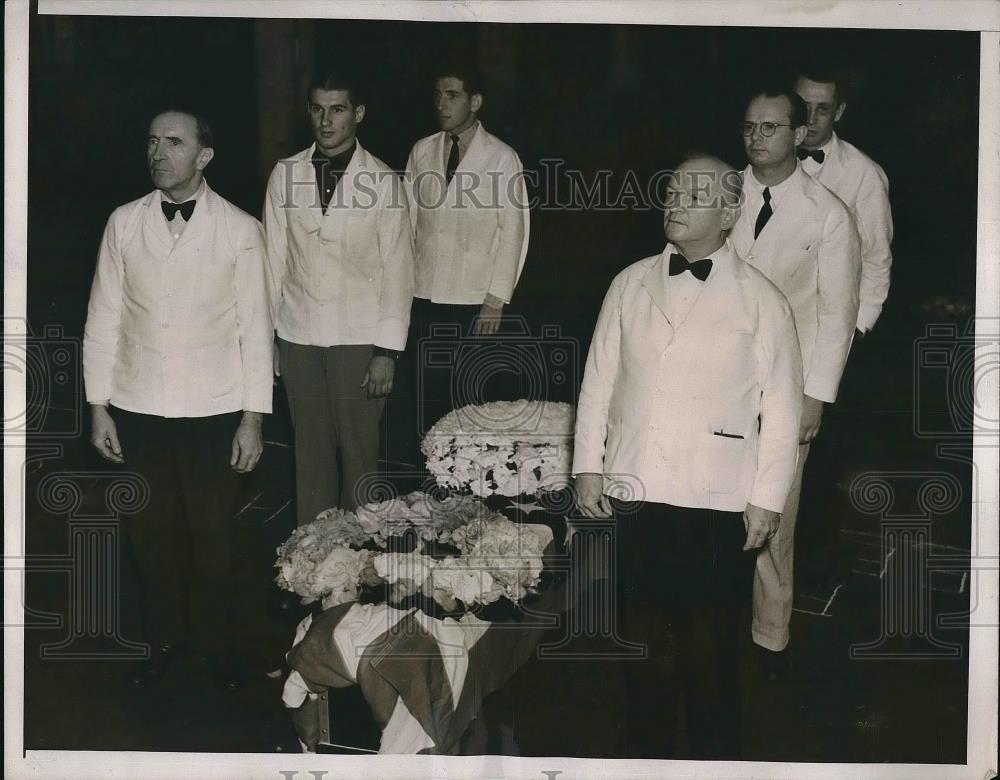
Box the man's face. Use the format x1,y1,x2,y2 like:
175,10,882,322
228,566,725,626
147,112,212,194
795,77,846,149
663,161,736,244
434,76,481,133
308,88,364,156
742,95,806,171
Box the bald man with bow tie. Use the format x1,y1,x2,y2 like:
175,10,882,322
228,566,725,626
573,155,802,759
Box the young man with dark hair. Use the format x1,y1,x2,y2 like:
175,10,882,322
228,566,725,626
402,63,530,440
264,73,414,522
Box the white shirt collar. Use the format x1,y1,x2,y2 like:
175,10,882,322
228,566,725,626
746,164,796,208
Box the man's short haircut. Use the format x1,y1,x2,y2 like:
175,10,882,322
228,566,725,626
434,61,485,97
744,82,809,129
308,71,363,108
796,62,849,104
152,107,214,148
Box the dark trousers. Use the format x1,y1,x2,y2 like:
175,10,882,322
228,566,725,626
615,501,756,759
278,340,385,524
399,298,529,468
113,407,242,657
409,297,480,422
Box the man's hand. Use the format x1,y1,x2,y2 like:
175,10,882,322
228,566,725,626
575,472,613,518
799,394,824,443
743,503,780,551
273,341,281,380
90,404,124,464
231,412,263,473
472,299,504,336
360,355,394,399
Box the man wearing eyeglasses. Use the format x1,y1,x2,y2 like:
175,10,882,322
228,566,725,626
731,84,861,679
795,66,892,336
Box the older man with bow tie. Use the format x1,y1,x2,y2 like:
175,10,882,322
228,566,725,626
574,154,803,758
84,108,273,689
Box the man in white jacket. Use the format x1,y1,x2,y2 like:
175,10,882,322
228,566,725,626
264,73,414,522
731,84,861,676
403,63,529,437
84,109,273,689
574,155,803,758
795,66,893,335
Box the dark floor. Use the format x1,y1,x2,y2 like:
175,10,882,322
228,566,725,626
18,305,973,762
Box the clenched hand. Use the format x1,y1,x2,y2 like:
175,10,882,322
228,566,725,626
743,503,780,551
231,412,263,473
361,355,395,399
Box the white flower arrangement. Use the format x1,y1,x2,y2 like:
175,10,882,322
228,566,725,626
274,516,374,608
422,401,575,498
275,491,553,614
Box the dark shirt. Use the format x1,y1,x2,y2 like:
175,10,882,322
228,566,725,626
311,141,357,213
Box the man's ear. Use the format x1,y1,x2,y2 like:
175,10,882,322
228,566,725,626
196,147,215,171
354,103,366,124
834,101,847,123
721,202,740,231
793,124,808,148
470,93,483,114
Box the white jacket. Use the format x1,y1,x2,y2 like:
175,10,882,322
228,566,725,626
264,142,415,350
801,132,892,333
731,164,861,403
573,241,803,513
83,183,273,417
404,124,529,305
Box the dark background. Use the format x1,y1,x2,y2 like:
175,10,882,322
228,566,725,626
22,12,979,761
28,18,979,338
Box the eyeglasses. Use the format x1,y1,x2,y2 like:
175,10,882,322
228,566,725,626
740,121,793,138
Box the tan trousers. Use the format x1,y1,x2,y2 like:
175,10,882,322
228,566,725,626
752,442,811,651
279,340,385,525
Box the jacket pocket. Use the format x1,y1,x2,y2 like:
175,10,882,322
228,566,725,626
703,423,751,495
198,342,241,400
115,334,141,383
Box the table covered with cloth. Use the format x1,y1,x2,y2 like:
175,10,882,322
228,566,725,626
281,520,575,754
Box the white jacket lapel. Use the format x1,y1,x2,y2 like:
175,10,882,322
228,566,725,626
141,192,175,254
640,248,676,335
815,133,847,193
455,124,488,180
679,244,743,334
173,182,214,252
752,166,810,260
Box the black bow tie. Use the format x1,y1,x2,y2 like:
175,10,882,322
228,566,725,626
161,200,196,222
669,253,713,282
797,147,825,164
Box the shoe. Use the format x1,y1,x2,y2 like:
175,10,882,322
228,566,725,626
202,652,246,691
131,641,186,686
758,646,789,682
